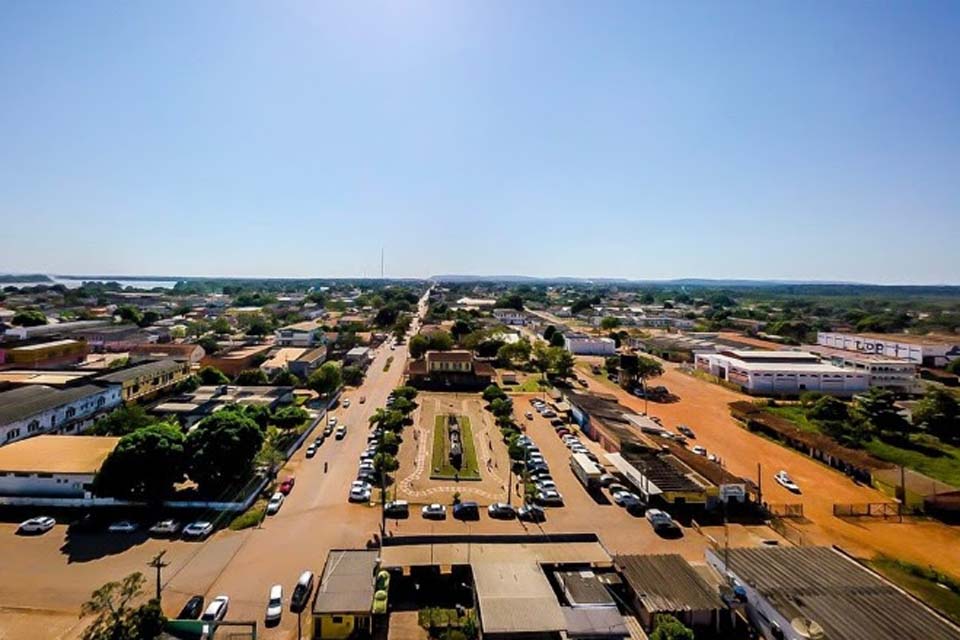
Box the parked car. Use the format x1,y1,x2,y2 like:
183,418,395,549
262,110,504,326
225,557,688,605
266,492,285,515
774,470,801,493
550,418,565,427
17,516,55,535
677,425,696,438
343,399,351,408
359,396,366,403
290,571,314,613
607,483,629,496
536,479,558,492
646,509,679,533
178,595,204,619
384,500,409,518
149,519,181,536
335,425,347,440
421,503,446,520
182,521,214,540
525,411,534,420
279,476,296,495
201,595,230,622
327,416,337,427
536,490,564,506
598,474,617,487
613,490,641,507
108,521,139,534
518,504,546,522
453,501,480,520
306,444,318,458
349,481,371,503
692,445,707,456
487,503,516,519
265,584,283,624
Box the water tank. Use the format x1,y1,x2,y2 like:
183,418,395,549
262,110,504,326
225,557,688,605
791,617,825,639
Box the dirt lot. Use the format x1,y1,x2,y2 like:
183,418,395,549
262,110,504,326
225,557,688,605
576,357,960,579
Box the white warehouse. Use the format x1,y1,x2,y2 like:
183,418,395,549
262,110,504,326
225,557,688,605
817,332,960,367
695,350,869,397
0,435,119,498
564,334,617,356
0,384,122,446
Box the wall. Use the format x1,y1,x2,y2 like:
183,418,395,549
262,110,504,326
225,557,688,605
0,472,94,498
1,386,122,445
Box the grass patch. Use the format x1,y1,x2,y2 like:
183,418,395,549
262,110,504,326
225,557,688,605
228,500,266,530
384,355,394,372
766,405,821,433
869,556,960,624
430,414,480,480
506,376,551,394
865,438,960,488
418,607,475,630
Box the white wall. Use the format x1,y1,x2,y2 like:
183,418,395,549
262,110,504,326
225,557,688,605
0,472,95,498
1,386,122,446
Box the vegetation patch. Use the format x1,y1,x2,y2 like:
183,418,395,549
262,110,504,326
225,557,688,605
384,355,394,372
506,375,551,394
869,556,960,624
228,500,266,530
430,414,480,480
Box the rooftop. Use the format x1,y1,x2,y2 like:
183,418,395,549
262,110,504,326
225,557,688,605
260,347,308,369
278,320,324,333
95,359,184,383
825,331,960,346
0,370,98,386
615,554,723,614
555,570,617,607
312,549,378,615
0,384,112,425
8,338,83,352
718,546,960,640
426,350,474,362
0,435,120,474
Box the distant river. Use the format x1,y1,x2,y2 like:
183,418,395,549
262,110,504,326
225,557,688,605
2,276,179,290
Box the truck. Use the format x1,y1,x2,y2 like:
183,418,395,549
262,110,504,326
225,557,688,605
570,452,603,489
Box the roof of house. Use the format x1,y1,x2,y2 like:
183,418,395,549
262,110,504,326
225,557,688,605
473,559,566,635
426,350,473,362
278,320,323,333
615,554,723,613
0,435,120,474
312,549,378,615
0,385,111,425
95,359,185,383
8,338,83,352
128,343,203,358
294,346,328,363
720,546,960,640
555,570,616,606
0,370,98,386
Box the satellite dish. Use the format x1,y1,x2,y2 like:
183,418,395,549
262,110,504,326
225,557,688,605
791,617,825,639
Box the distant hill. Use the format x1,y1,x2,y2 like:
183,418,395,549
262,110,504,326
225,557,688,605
0,273,53,283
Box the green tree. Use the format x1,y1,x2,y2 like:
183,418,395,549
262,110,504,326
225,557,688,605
80,572,165,640
549,332,566,347
808,396,850,423
270,369,301,387
342,364,365,386
90,406,158,437
94,423,185,501
409,334,430,359
174,374,201,394
235,368,268,385
533,343,552,381
12,309,47,326
243,315,273,337
947,359,960,376
604,355,620,373
451,319,474,342
196,335,220,356
211,317,232,335
117,305,144,326
272,405,309,429
549,347,576,381
483,385,507,403
489,397,513,418
854,388,910,438
185,409,264,492
912,388,960,441
543,325,557,341
391,396,415,416
374,452,399,478
632,355,664,386
198,366,230,385
307,362,342,395
427,331,454,351
494,293,524,311
392,385,419,401
599,316,621,331
240,403,272,429
496,338,532,368
649,614,694,640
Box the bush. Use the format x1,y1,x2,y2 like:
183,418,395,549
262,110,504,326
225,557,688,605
229,502,266,530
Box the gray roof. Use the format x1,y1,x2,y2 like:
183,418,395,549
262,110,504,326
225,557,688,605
562,607,629,638
721,546,960,640
312,550,378,615
556,571,617,607
95,359,183,383
615,554,724,614
0,385,111,426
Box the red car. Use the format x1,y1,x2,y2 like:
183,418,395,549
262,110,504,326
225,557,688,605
279,477,296,495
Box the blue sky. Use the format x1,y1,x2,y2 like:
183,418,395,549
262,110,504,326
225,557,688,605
1,1,958,283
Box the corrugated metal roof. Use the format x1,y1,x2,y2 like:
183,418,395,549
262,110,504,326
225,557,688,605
0,384,111,425
312,550,378,615
615,554,724,613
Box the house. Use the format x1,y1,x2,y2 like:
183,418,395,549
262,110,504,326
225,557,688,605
94,359,191,403
152,385,294,428
71,324,156,352
405,350,495,390
200,343,274,377
614,554,726,633
128,342,206,364
276,320,325,347
259,347,308,376
0,339,90,369
564,334,616,356
289,346,328,380
554,570,629,639
312,549,379,639
707,546,960,640
0,384,122,446
0,435,120,498
344,347,373,368
492,308,526,326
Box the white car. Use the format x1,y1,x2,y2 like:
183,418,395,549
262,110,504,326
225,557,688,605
182,521,214,539
691,445,707,456
536,479,558,492
343,399,351,408
108,520,139,533
266,492,285,515
421,503,446,519
646,508,678,532
149,519,180,536
613,490,641,507
265,584,283,623
201,595,229,622
774,470,801,493
536,490,564,506
327,416,337,427
349,481,372,502
17,516,55,534
335,425,347,440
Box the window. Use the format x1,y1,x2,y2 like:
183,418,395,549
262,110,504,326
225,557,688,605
28,420,40,433
332,616,343,624
66,407,76,418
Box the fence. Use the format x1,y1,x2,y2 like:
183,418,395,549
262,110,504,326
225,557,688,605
768,515,806,546
833,502,905,519
764,502,804,519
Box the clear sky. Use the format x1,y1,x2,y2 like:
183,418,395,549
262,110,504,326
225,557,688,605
1,1,958,283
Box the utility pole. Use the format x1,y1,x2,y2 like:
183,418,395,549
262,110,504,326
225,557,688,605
756,462,763,507
147,550,169,603
899,464,906,523
506,462,513,506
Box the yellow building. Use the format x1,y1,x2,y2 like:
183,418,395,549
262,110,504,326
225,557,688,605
3,339,89,368
94,359,190,403
312,550,378,639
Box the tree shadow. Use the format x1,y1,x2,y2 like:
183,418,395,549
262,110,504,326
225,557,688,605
60,529,150,563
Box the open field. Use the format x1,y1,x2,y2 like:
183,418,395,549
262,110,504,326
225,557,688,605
430,414,480,480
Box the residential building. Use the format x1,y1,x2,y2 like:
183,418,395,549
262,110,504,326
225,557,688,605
259,347,308,376
817,331,960,367
201,343,274,377
344,346,372,367
707,546,960,640
0,385,122,445
0,319,111,342
128,342,206,364
564,334,616,356
276,320,325,347
289,346,328,380
311,549,379,639
405,350,495,390
0,435,120,498
71,324,156,352
694,350,869,397
152,385,294,428
0,370,100,389
1,339,89,369
492,308,526,325
94,359,191,403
